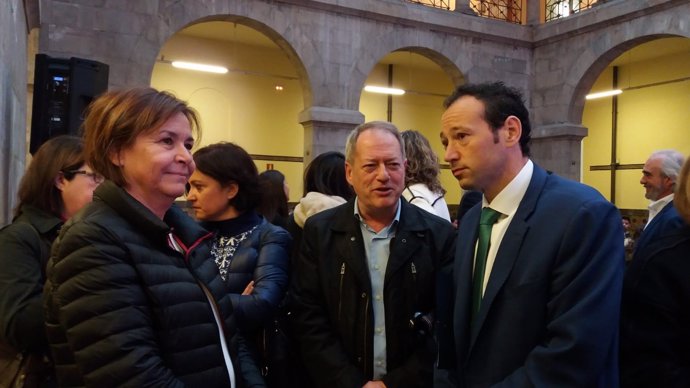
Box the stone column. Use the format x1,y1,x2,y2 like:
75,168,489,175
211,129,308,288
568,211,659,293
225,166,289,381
527,0,541,25
299,106,365,166
454,0,476,15
530,123,587,181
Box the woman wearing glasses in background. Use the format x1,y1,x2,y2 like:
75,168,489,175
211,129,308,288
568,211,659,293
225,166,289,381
0,135,102,388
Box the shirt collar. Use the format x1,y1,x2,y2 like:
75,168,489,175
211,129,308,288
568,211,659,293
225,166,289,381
354,197,401,230
648,193,674,213
483,159,534,217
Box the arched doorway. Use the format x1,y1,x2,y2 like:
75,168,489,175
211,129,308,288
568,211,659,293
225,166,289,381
581,36,690,220
358,48,462,207
151,20,308,202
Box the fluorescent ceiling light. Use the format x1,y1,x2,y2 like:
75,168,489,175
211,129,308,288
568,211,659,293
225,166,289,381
171,61,228,74
585,89,622,100
364,85,405,95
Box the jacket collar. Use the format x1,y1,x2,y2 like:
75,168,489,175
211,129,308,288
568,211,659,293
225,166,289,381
330,198,427,233
15,205,63,235
94,181,210,247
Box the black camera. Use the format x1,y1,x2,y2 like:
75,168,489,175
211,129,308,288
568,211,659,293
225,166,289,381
409,312,434,337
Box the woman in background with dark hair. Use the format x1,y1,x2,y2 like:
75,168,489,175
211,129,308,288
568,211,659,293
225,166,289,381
257,170,289,228
284,151,354,388
0,135,100,388
187,142,290,387
287,151,353,258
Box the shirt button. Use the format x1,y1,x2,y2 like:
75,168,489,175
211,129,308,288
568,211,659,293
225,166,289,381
375,294,381,301
376,360,383,366
376,327,383,333
361,292,366,298
374,264,380,270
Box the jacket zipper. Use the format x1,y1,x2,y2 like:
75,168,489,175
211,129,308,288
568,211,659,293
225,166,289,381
338,262,346,320
363,294,369,376
411,262,418,308
174,231,234,384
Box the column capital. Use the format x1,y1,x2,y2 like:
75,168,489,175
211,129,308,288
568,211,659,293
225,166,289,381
453,1,476,15
298,106,364,126
299,106,364,166
532,123,588,140
530,123,587,181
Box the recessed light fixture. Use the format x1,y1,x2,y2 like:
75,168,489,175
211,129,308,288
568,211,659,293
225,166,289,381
275,85,284,91
585,89,622,100
364,85,405,95
171,61,228,74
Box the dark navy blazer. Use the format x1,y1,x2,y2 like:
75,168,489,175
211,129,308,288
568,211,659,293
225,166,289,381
633,200,684,257
447,164,625,388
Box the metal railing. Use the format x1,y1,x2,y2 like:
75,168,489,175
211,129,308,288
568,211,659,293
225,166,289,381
405,0,452,10
545,0,600,22
404,0,600,24
469,0,522,24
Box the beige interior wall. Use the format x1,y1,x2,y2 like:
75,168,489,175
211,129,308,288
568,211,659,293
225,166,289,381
152,32,463,208
154,29,690,215
151,35,305,202
359,61,461,209
582,48,690,210
582,69,613,200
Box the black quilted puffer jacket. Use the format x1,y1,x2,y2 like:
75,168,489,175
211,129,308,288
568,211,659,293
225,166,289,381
43,181,251,387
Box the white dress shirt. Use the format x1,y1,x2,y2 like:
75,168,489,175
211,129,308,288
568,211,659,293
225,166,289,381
476,160,533,295
645,193,674,228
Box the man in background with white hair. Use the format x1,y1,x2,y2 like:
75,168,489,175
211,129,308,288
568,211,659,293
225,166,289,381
633,149,685,255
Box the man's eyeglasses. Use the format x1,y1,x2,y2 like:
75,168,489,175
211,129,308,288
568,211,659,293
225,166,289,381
64,170,105,184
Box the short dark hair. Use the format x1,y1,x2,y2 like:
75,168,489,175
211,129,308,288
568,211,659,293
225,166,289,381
193,142,260,213
258,170,289,223
444,82,531,156
14,135,84,218
622,215,631,223
303,151,354,200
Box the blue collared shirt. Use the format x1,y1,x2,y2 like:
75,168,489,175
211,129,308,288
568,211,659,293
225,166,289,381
354,197,401,379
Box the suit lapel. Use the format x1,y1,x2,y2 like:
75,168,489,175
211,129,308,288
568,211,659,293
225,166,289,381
453,205,480,365
467,165,548,354
635,201,673,254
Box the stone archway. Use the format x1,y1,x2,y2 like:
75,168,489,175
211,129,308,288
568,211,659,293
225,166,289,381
578,35,690,208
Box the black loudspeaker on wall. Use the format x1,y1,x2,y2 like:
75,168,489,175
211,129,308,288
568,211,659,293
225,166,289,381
30,54,109,154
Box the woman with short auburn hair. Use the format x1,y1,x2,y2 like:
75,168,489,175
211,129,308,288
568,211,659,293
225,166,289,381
43,88,257,387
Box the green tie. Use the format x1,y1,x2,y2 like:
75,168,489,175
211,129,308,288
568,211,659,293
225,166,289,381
472,207,501,319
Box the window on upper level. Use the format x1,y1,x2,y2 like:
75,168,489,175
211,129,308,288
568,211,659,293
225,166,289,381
404,0,525,24
469,0,523,24
405,0,453,10
545,0,600,22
